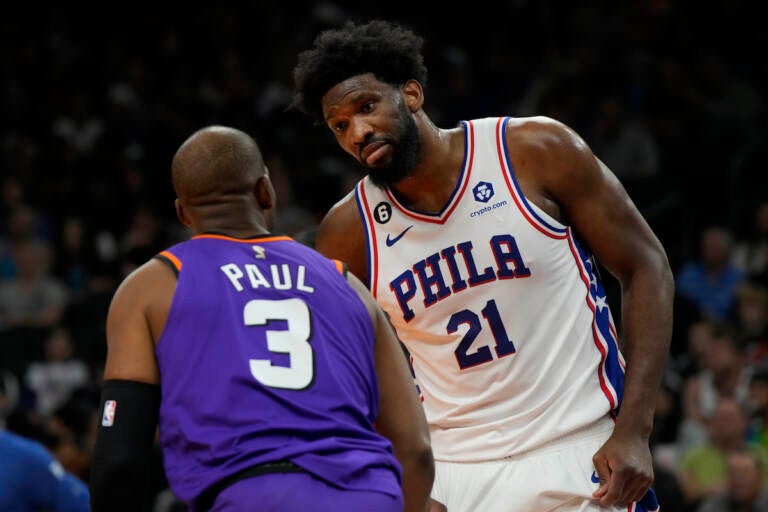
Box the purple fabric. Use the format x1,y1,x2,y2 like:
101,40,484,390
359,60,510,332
211,471,403,512
155,236,401,505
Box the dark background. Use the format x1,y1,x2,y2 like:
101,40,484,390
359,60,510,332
1,1,767,510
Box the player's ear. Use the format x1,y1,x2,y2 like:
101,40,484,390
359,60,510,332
401,80,424,113
255,172,275,212
175,198,192,228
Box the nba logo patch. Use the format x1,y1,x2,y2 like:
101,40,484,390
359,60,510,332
102,400,116,427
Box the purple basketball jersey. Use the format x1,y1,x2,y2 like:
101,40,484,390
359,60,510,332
154,234,401,505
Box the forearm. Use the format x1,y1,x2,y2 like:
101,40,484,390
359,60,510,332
89,380,160,512
614,262,674,438
399,446,435,512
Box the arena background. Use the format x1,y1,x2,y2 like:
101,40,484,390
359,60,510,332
1,1,767,510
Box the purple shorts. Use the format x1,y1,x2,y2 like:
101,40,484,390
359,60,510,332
210,471,403,512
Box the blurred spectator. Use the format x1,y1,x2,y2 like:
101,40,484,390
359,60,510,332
0,369,20,430
118,205,172,278
735,284,768,364
733,201,768,286
0,241,68,329
590,95,661,182
0,175,27,217
747,365,768,452
51,92,105,155
677,226,746,321
674,319,718,381
677,397,768,509
679,324,753,450
24,326,90,418
0,429,90,511
696,449,768,512
652,462,688,512
0,204,43,281
0,3,763,510
652,376,684,451
44,396,98,481
51,216,103,297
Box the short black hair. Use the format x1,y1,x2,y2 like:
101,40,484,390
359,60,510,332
291,19,428,122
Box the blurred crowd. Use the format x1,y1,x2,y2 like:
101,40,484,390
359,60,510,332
1,1,767,510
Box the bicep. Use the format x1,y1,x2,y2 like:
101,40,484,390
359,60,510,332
103,263,162,384
315,197,369,284
547,134,667,282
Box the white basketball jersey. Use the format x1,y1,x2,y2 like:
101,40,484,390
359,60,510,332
355,117,626,461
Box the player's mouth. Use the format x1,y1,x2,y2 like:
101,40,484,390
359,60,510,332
360,141,390,166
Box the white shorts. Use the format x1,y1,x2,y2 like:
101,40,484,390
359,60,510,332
430,419,659,512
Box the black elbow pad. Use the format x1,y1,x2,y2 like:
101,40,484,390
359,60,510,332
89,379,161,512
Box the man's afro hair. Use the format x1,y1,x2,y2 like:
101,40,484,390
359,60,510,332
291,19,428,122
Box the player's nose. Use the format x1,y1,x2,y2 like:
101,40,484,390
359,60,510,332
350,119,375,146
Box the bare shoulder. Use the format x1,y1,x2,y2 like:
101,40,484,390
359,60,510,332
104,257,175,382
108,258,177,343
111,259,173,309
500,116,598,219
316,188,368,283
505,116,591,168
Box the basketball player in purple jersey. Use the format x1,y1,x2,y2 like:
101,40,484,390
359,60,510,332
89,126,434,511
291,20,673,512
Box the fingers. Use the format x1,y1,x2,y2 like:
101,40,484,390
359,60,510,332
592,464,653,507
591,455,611,500
625,474,653,504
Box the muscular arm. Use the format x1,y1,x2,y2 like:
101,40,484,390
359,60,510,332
316,191,369,284
91,259,174,511
346,273,434,512
509,118,674,506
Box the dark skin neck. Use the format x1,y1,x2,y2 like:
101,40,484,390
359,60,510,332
388,113,466,214
187,201,271,238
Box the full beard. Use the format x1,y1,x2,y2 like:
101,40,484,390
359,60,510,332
363,108,421,188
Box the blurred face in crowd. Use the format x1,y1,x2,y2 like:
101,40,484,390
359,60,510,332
703,335,741,375
62,217,85,251
701,228,731,269
738,290,768,332
687,321,715,369
748,378,768,417
707,398,747,447
45,327,73,362
727,451,763,505
13,242,49,280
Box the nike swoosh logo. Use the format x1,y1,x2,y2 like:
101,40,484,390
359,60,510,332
590,471,600,484
385,225,414,247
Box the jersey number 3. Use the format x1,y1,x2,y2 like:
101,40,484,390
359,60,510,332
244,298,314,390
449,299,516,369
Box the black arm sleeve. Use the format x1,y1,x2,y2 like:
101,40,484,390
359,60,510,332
89,379,161,512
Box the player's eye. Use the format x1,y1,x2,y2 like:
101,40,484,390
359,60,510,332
361,101,375,113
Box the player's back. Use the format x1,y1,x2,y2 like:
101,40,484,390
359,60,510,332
154,234,401,505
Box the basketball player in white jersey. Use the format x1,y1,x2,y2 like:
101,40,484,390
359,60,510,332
291,20,673,512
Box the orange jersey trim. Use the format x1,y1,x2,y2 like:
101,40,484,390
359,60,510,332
333,259,344,275
192,234,293,243
158,251,182,272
